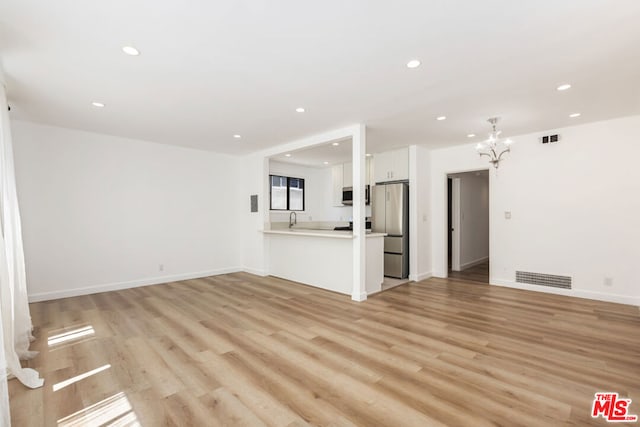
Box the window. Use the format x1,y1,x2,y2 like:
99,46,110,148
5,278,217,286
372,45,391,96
270,175,288,210
288,177,304,210
270,175,305,211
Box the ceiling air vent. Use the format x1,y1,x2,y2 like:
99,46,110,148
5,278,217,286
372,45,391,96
516,271,572,289
540,134,560,144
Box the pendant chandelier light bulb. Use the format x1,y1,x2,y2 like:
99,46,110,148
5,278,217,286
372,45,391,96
475,117,512,169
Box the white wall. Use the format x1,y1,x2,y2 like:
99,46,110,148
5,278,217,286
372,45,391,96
430,115,640,305
12,121,242,301
454,171,489,269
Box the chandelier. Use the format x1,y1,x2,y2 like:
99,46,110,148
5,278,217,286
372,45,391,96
476,117,512,168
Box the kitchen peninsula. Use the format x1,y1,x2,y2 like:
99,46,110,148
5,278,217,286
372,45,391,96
263,228,386,296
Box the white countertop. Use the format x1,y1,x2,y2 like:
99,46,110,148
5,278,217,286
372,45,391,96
263,228,386,239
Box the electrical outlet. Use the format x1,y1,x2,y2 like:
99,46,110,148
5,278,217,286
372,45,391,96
604,277,613,287
422,214,427,222
308,216,312,221
505,211,512,219
159,264,164,272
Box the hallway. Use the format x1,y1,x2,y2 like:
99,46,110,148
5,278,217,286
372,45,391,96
448,261,489,283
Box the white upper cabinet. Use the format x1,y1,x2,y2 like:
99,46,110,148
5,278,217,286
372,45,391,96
373,152,392,183
331,164,344,206
343,162,353,188
341,159,372,188
391,148,409,181
373,148,408,183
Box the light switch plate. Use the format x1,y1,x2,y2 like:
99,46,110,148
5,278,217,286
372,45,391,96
504,211,512,219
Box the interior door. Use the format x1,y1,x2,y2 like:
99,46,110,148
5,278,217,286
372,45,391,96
448,178,453,268
451,178,461,271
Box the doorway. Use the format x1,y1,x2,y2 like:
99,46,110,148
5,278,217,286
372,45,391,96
447,170,489,283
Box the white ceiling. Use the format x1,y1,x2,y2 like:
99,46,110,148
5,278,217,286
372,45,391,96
1,1,639,155
271,137,353,168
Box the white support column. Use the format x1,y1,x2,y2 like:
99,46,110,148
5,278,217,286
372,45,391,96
409,145,418,281
260,155,270,275
241,154,270,276
351,125,367,301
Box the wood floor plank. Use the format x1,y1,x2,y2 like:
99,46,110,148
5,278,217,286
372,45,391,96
199,388,269,427
9,272,640,426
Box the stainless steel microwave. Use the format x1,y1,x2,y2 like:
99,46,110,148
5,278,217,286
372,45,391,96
342,185,370,205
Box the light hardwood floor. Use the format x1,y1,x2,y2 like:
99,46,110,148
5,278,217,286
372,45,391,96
448,260,490,283
9,273,640,426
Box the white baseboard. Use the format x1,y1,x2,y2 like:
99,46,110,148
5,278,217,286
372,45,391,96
351,291,368,302
409,271,433,282
490,278,640,307
240,267,268,277
460,256,489,271
28,267,244,302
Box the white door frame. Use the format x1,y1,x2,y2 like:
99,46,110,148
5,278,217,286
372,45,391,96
450,177,461,272
442,168,490,279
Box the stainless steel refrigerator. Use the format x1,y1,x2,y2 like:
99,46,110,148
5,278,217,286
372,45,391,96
372,182,409,279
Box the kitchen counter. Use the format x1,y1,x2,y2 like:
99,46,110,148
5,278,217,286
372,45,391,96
263,228,386,239
263,228,386,296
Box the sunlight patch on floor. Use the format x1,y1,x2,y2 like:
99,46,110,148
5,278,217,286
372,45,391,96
53,364,111,392
48,325,95,347
106,410,142,427
57,391,139,427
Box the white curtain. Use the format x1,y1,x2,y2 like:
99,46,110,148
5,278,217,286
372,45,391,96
0,71,44,424
0,300,9,427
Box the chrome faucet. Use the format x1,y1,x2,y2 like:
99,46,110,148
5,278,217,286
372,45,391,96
289,211,297,228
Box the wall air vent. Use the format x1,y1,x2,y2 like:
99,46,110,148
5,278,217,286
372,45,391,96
540,134,560,144
516,271,572,289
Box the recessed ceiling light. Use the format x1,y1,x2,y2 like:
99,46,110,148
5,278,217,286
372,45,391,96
332,142,339,146
91,102,105,108
556,83,571,91
366,153,372,157
406,60,421,69
122,46,140,56
233,134,241,139
323,161,329,165
296,107,305,113
569,113,581,118
436,116,447,121
285,153,291,157
467,133,475,138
